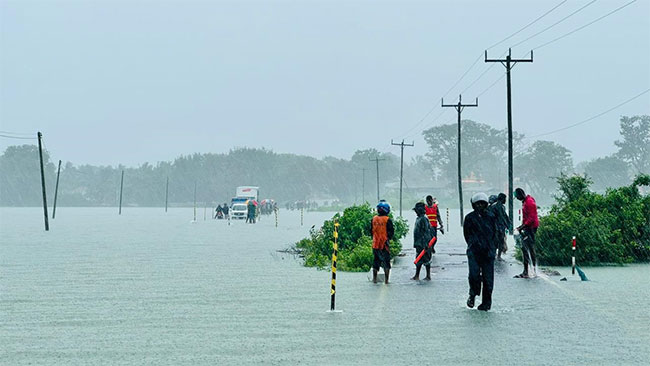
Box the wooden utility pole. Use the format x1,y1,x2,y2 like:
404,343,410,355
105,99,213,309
118,170,124,215
442,95,478,226
37,132,49,231
165,176,169,212
391,139,414,217
193,181,197,222
485,48,533,233
52,160,62,219
369,157,385,202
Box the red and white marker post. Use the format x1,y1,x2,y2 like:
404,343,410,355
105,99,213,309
572,236,576,275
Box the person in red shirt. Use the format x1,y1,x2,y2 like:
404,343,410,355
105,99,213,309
514,188,539,278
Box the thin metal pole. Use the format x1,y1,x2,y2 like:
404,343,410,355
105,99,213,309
118,170,124,215
37,132,49,231
52,159,61,219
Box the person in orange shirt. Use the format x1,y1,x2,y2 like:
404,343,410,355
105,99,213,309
369,200,394,284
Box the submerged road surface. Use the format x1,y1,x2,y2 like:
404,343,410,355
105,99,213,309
1,207,648,365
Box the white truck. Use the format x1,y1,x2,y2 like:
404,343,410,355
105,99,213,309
231,186,259,220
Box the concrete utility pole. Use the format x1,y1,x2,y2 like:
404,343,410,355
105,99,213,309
369,157,385,202
442,95,478,227
37,132,49,231
165,176,169,212
391,139,414,217
52,159,62,219
485,48,533,233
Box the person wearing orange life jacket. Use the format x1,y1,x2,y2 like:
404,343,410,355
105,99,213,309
368,200,394,284
425,196,444,253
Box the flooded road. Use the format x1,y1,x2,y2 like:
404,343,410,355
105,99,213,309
1,207,648,365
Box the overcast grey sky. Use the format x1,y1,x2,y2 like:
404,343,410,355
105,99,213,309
1,0,649,166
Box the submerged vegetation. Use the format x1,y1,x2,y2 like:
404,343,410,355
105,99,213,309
536,174,650,265
295,204,408,272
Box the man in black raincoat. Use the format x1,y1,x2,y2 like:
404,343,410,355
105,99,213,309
411,202,434,281
489,193,511,260
464,192,498,311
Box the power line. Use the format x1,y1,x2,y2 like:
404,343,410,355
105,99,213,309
532,0,638,51
510,0,599,49
486,0,569,50
394,1,576,143
442,53,483,99
0,134,36,140
526,88,650,139
477,73,506,97
0,130,33,136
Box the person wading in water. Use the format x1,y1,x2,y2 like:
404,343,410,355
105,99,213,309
369,200,394,284
464,193,498,311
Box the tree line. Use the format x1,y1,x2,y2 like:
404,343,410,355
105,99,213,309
1,115,647,207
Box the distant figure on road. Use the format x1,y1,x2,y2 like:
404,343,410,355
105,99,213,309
222,203,229,219
514,188,539,278
215,204,223,219
464,192,498,311
369,200,394,284
489,193,511,261
246,200,256,224
425,195,444,253
411,202,434,281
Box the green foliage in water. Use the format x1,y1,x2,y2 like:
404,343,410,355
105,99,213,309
295,204,408,272
535,173,650,265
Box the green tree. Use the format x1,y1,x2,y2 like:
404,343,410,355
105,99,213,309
583,155,630,192
615,115,650,174
515,140,573,204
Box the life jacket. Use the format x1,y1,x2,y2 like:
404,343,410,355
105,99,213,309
372,216,389,250
425,203,438,227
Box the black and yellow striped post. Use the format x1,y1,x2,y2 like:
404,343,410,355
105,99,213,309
330,220,339,311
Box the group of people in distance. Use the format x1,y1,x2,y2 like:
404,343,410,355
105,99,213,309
368,188,539,312
214,203,230,219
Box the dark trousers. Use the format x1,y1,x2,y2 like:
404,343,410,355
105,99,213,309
521,227,537,274
467,250,495,307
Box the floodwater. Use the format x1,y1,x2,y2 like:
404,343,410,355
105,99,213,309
1,207,649,365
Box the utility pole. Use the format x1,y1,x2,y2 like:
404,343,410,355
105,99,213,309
361,168,366,203
485,48,533,233
52,160,62,219
442,94,478,227
37,132,49,231
118,170,124,215
165,176,169,212
193,181,197,222
391,139,414,217
369,157,385,202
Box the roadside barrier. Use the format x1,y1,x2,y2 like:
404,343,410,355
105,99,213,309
330,220,339,311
